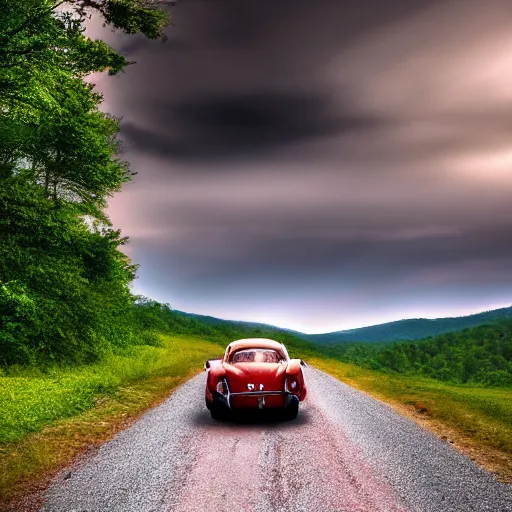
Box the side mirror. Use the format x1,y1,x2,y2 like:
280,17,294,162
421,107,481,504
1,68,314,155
204,360,210,371
300,359,307,367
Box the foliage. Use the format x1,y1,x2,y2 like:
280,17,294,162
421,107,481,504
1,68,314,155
160,309,512,388
128,297,318,358
0,1,170,365
0,176,138,365
316,321,512,387
307,306,512,344
146,306,512,389
1,0,509,400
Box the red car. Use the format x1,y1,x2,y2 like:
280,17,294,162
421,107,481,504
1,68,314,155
204,338,307,420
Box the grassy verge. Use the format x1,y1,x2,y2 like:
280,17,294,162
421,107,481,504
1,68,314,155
0,335,223,510
309,356,512,482
1,336,510,509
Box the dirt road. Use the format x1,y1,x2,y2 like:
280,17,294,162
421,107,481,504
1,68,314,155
41,368,512,511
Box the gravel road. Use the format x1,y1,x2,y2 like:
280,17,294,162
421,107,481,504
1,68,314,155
41,367,512,512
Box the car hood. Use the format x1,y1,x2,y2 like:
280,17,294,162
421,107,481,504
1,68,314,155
223,362,287,393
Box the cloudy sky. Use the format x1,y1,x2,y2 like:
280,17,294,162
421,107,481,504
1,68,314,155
89,0,512,333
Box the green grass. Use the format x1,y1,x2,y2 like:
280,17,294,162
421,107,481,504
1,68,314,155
0,335,223,508
0,335,222,445
309,356,512,481
1,334,511,509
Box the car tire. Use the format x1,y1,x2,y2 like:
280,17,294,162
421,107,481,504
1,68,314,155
210,401,224,420
284,399,299,420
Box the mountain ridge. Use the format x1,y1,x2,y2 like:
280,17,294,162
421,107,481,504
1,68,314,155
177,305,512,344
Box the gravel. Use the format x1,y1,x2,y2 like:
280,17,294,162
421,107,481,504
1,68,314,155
41,367,512,512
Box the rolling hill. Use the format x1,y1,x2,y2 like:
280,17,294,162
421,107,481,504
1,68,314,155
178,305,512,344
175,311,307,337
319,319,512,386
306,306,512,343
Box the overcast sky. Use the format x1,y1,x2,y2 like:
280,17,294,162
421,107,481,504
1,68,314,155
89,0,512,333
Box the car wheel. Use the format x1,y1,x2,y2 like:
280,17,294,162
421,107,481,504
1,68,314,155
210,402,224,420
284,399,299,420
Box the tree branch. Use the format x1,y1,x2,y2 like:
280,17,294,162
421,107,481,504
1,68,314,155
1,0,67,41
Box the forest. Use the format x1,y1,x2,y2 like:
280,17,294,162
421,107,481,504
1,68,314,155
306,306,512,343
317,320,512,387
1,5,511,509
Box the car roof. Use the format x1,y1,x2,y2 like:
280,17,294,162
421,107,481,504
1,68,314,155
226,338,285,352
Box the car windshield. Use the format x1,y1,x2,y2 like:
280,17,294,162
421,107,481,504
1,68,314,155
230,348,282,364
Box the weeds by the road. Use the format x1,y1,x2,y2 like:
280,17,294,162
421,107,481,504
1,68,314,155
309,357,512,482
0,335,222,509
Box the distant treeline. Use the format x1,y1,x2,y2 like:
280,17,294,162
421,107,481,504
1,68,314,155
0,288,313,366
317,321,512,387
306,307,512,344
137,306,512,387
133,300,316,354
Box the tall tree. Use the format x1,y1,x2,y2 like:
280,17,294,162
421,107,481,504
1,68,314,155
0,1,171,365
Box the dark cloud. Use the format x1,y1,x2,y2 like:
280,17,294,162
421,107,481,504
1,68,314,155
120,92,381,161
180,0,432,49
130,220,512,332
116,36,189,58
96,0,512,331
136,221,512,281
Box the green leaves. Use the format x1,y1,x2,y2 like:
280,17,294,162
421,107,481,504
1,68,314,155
0,0,167,200
316,322,512,388
0,177,138,365
102,0,169,39
70,37,132,76
0,0,170,366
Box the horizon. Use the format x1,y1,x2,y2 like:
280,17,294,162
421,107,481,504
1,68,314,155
169,300,512,336
86,0,512,332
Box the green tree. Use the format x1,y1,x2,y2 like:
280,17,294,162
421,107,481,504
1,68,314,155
0,1,170,365
0,177,137,364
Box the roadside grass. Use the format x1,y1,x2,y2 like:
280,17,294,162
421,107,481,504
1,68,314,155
0,335,223,510
2,335,511,509
308,356,512,482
